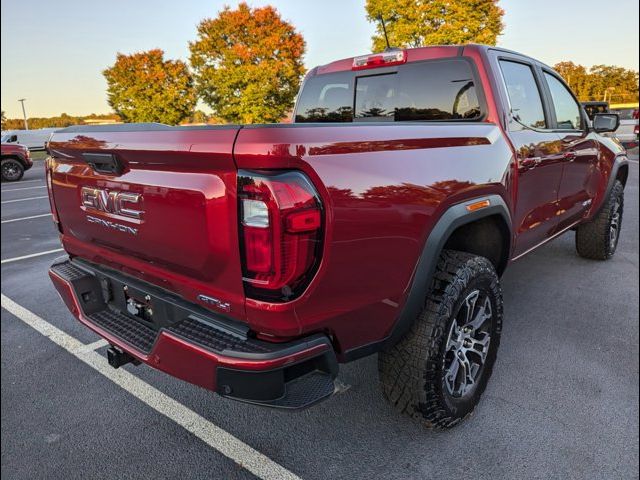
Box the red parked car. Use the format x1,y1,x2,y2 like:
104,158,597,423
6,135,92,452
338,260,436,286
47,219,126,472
1,142,32,181
46,44,628,428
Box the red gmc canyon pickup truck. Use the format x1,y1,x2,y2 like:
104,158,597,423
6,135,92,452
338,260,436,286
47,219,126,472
46,44,628,428
1,142,32,181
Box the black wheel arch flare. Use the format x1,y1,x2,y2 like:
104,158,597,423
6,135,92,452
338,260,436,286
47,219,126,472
343,194,512,361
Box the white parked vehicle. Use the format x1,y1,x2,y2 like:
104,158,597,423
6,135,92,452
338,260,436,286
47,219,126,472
609,103,639,149
0,128,60,151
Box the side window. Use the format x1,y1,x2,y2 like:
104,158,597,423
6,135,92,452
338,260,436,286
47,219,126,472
544,73,582,130
499,60,546,129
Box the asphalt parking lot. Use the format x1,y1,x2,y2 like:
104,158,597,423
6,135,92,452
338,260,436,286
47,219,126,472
2,153,639,480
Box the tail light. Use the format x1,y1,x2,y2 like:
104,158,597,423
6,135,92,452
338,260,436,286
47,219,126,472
238,170,323,302
352,49,406,70
634,124,639,135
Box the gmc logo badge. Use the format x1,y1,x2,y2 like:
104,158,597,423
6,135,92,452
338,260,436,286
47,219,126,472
81,187,143,220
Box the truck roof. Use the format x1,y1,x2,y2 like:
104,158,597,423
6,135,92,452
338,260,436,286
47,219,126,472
311,43,554,76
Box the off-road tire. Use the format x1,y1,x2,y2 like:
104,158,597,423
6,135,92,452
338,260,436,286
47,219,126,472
1,158,25,182
575,180,624,260
378,250,503,429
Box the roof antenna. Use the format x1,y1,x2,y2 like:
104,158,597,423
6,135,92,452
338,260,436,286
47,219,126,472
378,15,393,51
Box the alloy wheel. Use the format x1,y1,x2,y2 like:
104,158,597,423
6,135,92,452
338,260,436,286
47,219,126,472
609,198,622,251
443,290,493,398
2,161,21,181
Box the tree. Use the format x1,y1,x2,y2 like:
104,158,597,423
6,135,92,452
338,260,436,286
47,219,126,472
189,110,210,124
189,2,306,124
589,65,639,103
553,62,590,99
1,113,121,130
554,62,639,103
103,49,197,125
1,111,6,130
366,0,504,51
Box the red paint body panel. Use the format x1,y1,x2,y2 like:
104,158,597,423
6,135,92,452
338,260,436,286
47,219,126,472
48,128,248,321
46,44,625,378
233,123,512,351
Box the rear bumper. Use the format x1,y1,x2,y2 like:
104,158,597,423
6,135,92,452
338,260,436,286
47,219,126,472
49,257,338,409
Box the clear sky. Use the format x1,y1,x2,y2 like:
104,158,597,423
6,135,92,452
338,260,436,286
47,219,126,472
1,0,638,118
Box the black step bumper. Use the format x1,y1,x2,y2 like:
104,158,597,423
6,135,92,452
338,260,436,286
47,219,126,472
49,256,338,409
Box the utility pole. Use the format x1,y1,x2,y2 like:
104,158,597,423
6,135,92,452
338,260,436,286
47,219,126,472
18,98,28,130
603,87,615,104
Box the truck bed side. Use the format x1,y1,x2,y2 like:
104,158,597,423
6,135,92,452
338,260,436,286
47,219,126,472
233,122,513,352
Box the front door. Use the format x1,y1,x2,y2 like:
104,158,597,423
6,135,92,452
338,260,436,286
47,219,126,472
541,71,600,231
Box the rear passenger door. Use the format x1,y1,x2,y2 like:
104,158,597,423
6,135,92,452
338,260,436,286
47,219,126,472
541,70,600,231
496,58,565,258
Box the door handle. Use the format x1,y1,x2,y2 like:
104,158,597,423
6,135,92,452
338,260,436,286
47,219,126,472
563,151,577,162
520,158,540,170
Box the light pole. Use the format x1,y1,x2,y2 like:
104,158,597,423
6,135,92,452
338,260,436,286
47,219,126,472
18,98,28,130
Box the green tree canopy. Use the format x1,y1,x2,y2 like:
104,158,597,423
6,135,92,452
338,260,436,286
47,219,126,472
103,49,197,124
1,113,121,131
554,61,639,103
189,2,306,124
185,110,210,125
366,0,505,51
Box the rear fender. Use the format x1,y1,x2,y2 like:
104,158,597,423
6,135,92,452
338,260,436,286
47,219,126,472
343,194,511,361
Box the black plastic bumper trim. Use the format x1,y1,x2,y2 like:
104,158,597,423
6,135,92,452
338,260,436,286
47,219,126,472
50,257,335,359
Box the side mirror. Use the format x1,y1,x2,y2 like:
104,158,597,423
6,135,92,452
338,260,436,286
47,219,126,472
592,113,620,133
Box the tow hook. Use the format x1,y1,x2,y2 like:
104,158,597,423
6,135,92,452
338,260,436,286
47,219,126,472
107,346,140,369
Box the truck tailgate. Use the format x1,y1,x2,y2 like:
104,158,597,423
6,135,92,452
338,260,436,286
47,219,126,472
47,125,246,319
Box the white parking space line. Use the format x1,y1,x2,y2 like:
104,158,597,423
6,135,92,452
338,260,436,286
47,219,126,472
1,195,49,204
0,179,44,186
1,185,47,193
1,248,64,264
1,294,302,480
77,338,109,353
1,213,52,224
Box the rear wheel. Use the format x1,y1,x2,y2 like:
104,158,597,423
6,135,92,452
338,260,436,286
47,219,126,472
1,158,25,182
575,180,624,260
378,250,503,429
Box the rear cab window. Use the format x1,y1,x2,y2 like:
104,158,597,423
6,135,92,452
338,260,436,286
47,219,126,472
294,59,483,123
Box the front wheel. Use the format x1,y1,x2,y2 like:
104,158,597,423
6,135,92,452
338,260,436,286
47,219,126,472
378,250,503,429
1,158,25,182
575,180,624,260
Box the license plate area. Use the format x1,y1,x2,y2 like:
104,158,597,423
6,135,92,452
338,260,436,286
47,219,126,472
96,275,169,331
123,285,154,323
74,258,251,338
